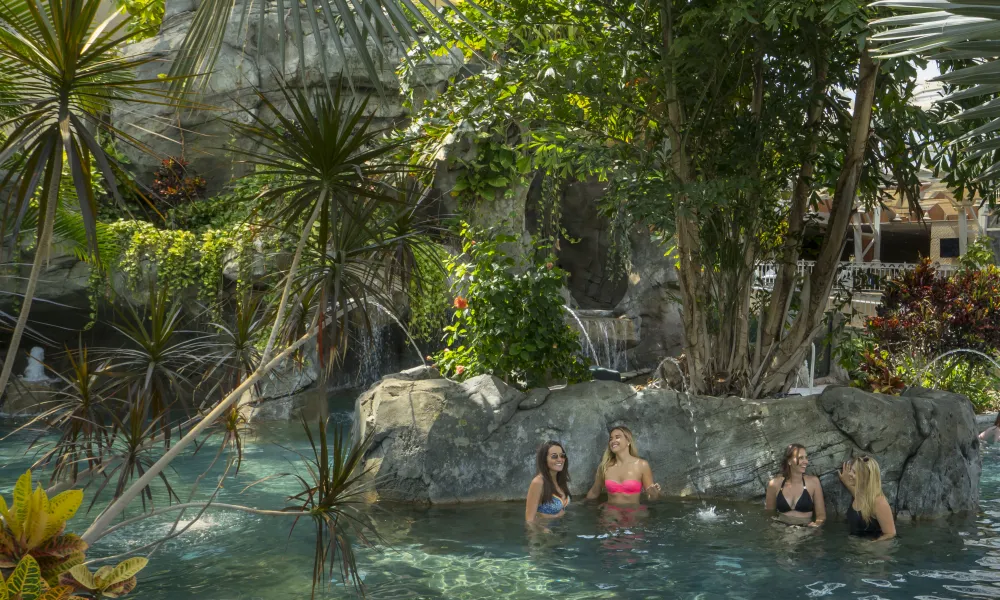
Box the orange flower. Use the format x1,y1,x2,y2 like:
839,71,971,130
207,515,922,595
454,296,468,309
455,365,466,375
545,262,553,270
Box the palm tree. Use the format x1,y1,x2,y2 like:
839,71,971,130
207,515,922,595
81,79,434,552
872,1,1000,178
0,0,172,398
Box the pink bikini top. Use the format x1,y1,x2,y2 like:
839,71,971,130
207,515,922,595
605,479,643,495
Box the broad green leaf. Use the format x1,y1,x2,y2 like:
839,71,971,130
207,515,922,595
9,555,42,597
66,565,95,590
44,490,83,540
104,558,148,586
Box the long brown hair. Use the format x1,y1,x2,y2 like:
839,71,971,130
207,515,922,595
599,426,640,478
536,441,570,503
781,443,807,481
994,411,1000,427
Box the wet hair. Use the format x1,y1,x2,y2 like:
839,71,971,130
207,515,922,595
994,412,1000,427
599,426,640,478
781,444,808,481
852,455,885,523
536,441,571,503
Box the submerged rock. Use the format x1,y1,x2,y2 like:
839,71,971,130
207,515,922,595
355,376,981,518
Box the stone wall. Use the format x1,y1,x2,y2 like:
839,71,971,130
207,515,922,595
356,368,981,518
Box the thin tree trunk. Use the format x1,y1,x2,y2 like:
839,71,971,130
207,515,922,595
259,194,325,366
761,53,829,354
756,49,878,395
0,146,61,397
660,0,711,394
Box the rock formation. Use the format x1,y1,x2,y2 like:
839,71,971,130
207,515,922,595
355,368,981,518
111,0,464,191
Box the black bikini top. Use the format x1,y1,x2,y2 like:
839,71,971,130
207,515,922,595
776,477,814,513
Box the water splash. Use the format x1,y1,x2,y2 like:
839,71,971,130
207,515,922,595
355,310,390,387
695,505,721,521
914,348,1000,386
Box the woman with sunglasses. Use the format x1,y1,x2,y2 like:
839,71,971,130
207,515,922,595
838,455,896,541
525,440,571,524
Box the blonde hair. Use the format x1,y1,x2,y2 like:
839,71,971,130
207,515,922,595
853,456,885,523
599,426,640,478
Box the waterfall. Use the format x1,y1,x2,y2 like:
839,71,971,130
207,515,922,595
563,306,598,364
564,308,630,371
354,311,391,388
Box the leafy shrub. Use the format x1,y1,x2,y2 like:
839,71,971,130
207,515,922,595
151,157,206,208
0,470,149,599
842,249,1000,411
434,224,588,389
407,242,452,347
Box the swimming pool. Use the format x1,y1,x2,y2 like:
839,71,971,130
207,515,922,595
2,415,999,599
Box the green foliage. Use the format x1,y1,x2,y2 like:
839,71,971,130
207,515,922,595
434,223,588,389
100,220,260,303
407,243,452,345
839,258,1000,411
165,173,271,232
111,0,163,41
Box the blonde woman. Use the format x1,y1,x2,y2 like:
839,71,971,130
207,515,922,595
586,426,661,505
838,456,896,541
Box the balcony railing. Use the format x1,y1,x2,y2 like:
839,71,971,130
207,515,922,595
754,260,961,326
754,260,960,293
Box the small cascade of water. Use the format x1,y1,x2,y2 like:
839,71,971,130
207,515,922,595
367,300,426,366
354,311,390,388
589,318,629,372
680,391,704,497
563,306,598,364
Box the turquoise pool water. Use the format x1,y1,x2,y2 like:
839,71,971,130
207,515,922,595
3,409,1000,599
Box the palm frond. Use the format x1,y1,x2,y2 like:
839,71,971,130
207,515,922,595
168,0,482,101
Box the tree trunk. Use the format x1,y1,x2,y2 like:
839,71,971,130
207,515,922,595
756,49,878,395
0,145,62,398
761,53,830,354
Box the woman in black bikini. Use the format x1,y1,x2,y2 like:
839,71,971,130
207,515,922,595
838,455,895,541
765,443,826,527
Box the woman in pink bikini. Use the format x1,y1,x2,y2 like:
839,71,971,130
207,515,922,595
585,426,661,505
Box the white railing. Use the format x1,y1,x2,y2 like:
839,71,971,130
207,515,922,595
753,260,962,327
754,260,960,293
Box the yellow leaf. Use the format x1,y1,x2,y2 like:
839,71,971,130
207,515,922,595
0,567,7,599
66,565,94,591
44,490,82,540
40,585,75,600
92,566,113,589
0,492,9,523
9,555,41,597
104,558,148,586
10,471,32,538
25,487,50,550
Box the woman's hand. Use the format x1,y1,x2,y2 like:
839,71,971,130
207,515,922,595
645,482,662,498
807,519,824,528
838,461,855,491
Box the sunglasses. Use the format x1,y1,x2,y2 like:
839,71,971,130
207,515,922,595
549,453,567,459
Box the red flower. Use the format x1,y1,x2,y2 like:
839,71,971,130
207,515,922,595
454,296,468,309
455,365,466,375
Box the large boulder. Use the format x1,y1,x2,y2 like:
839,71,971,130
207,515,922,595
355,374,981,518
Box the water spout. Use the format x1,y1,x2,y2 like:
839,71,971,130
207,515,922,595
913,348,1000,386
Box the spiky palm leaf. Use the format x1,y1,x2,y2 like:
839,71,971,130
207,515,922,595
0,0,181,399
229,80,415,355
872,1,1000,179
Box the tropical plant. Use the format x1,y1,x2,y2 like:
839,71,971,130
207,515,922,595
0,555,80,600
60,558,148,599
0,0,173,399
872,0,1000,180
284,419,378,598
434,223,588,389
151,157,206,208
0,471,87,585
